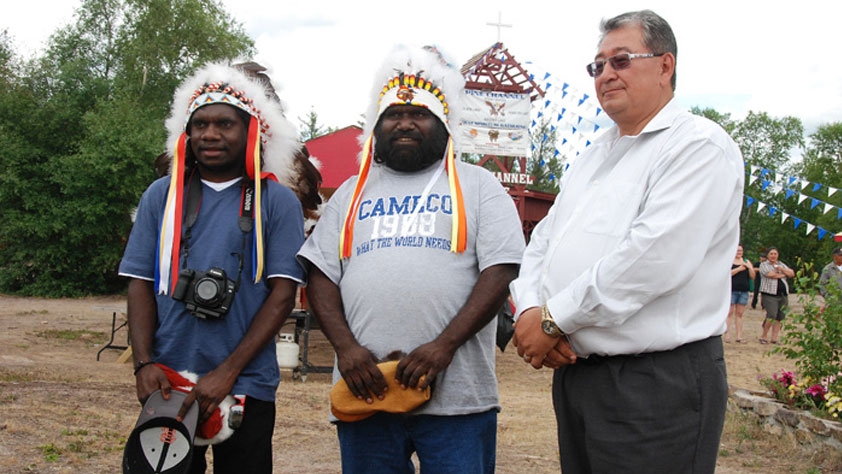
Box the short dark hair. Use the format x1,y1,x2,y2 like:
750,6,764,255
599,10,677,91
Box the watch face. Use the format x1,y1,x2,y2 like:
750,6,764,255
542,320,561,337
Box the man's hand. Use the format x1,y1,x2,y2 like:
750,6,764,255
542,337,577,369
513,307,576,369
396,340,455,390
336,344,388,404
135,363,170,405
178,367,237,424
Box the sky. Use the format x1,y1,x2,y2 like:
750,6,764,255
4,0,842,144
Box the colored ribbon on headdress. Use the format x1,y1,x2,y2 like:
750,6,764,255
244,115,265,283
340,135,374,259
444,138,467,253
338,134,466,259
157,132,188,294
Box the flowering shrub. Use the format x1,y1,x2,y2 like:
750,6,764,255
760,259,842,420
758,369,842,418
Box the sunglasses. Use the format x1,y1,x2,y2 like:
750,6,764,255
586,52,665,78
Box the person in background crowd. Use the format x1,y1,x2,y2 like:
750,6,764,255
758,247,794,344
726,244,755,343
818,247,842,298
751,251,767,309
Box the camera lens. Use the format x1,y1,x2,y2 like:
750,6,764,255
195,278,220,304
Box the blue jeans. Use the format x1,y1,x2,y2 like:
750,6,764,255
336,410,497,474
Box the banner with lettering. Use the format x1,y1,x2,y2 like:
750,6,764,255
460,89,531,156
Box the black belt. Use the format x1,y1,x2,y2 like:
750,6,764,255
576,335,720,365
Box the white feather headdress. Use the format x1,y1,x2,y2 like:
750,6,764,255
340,45,468,259
157,61,300,295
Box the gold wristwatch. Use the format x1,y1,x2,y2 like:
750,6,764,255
541,305,564,338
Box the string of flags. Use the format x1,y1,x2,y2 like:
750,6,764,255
744,164,842,241
524,65,612,181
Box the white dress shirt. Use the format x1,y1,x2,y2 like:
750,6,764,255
510,99,744,357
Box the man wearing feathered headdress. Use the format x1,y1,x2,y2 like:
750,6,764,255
119,61,305,473
297,44,525,473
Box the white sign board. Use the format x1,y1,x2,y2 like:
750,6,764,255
460,90,531,157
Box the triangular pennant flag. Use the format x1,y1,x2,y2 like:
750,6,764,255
788,176,797,186
800,180,811,190
769,206,777,217
811,198,820,209
806,223,816,235
593,124,600,133
750,165,760,175
838,207,842,220
781,212,789,223
546,82,552,91
761,180,771,191
829,187,839,197
819,228,829,240
596,107,602,116
813,183,822,193
562,83,569,90
749,175,758,185
760,168,770,178
824,203,835,215
543,72,551,80
792,217,802,229
746,196,755,208
797,193,808,204
786,189,796,200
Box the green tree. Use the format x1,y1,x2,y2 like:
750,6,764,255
690,106,736,134
731,112,813,267
733,111,804,171
0,0,253,296
526,117,565,193
298,107,336,141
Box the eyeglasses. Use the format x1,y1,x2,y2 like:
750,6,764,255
586,52,665,78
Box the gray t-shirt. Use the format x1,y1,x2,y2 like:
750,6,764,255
298,160,524,416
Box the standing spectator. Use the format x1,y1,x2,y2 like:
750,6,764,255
751,251,767,309
758,247,795,344
297,44,525,473
819,247,842,298
726,244,755,343
119,62,305,473
509,10,743,474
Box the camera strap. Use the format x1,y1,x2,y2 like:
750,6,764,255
182,171,255,236
181,171,255,291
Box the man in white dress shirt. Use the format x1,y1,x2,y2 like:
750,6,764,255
509,10,744,474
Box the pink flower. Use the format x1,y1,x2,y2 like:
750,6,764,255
806,384,827,399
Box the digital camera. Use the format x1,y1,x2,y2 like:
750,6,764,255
172,267,236,319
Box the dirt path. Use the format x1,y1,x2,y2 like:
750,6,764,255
0,295,817,473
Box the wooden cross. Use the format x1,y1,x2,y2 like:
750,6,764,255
487,11,512,43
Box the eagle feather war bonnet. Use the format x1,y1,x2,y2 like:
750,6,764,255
340,44,467,259
157,61,300,295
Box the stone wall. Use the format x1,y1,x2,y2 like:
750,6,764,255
731,388,842,448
